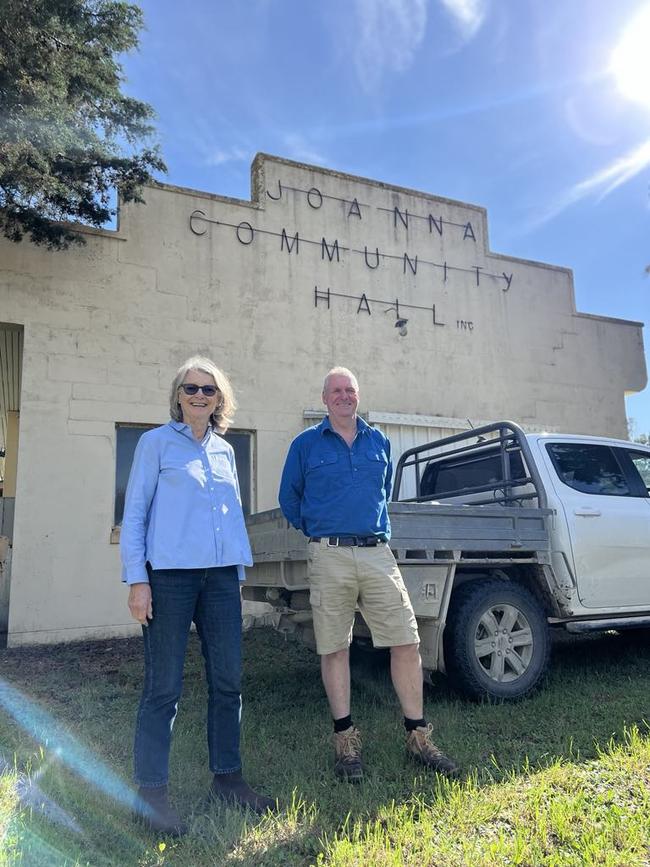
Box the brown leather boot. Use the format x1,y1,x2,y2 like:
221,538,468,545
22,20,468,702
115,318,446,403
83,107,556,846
134,785,188,837
406,724,459,778
209,771,275,814
333,725,363,783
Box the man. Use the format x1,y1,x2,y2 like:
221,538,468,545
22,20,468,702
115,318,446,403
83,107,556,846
279,367,458,782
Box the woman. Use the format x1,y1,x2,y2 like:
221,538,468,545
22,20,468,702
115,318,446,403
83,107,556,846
121,356,274,836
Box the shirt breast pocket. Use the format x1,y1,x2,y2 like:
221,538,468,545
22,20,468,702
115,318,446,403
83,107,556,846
306,451,338,475
363,449,387,478
210,452,234,480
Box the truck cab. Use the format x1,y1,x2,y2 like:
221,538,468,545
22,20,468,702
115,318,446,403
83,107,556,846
406,430,650,615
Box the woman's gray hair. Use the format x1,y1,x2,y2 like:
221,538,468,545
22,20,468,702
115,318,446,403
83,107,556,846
169,356,237,433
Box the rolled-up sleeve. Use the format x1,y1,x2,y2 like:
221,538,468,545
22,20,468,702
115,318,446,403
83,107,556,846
278,439,305,531
120,434,160,584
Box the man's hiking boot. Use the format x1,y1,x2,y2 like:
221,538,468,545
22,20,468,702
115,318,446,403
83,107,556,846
333,725,363,783
209,771,275,814
134,785,188,837
406,724,459,778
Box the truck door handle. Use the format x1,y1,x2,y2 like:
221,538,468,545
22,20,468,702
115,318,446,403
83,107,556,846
573,507,602,517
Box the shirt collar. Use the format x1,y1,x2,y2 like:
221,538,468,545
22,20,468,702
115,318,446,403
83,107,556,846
168,420,214,444
320,415,370,435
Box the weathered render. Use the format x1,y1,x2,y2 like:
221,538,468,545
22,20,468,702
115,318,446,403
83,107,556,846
0,154,645,645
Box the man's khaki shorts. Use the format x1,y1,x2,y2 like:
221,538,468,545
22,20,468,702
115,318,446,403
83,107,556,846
307,539,420,655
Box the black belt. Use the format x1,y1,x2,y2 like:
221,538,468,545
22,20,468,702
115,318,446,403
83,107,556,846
309,535,386,547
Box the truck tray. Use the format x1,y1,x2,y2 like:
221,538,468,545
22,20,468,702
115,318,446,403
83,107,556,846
245,502,551,593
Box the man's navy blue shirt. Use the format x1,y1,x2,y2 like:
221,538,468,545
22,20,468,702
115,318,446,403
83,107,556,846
278,416,393,539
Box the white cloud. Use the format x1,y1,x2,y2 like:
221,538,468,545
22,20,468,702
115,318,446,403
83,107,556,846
526,138,650,230
281,133,329,167
439,0,487,41
354,0,429,92
204,146,251,167
572,139,650,201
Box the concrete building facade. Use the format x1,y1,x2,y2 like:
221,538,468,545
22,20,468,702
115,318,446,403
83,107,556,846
0,153,646,645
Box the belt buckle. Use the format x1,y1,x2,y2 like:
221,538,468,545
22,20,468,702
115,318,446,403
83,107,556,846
327,536,339,547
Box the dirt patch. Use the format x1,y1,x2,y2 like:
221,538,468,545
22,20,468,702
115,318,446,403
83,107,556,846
0,636,143,681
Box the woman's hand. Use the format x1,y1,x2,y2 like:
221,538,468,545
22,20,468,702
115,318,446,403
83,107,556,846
128,582,153,625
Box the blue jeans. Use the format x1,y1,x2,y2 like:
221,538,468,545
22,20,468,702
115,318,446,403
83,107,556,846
134,566,242,787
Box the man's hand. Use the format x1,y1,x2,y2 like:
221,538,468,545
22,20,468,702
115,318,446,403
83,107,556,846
128,582,153,625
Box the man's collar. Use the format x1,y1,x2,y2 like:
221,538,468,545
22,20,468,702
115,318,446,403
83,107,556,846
320,415,370,435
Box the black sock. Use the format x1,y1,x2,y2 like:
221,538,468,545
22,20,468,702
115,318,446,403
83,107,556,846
404,716,426,732
334,714,353,733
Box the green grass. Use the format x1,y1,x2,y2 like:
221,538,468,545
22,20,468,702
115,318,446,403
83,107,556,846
0,628,649,866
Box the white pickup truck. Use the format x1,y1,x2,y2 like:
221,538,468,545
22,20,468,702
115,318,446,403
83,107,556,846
244,422,650,701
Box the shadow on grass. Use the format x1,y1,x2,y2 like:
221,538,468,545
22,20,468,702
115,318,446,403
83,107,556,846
0,627,649,865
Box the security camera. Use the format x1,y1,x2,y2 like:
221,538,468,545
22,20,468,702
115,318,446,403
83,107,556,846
395,318,408,336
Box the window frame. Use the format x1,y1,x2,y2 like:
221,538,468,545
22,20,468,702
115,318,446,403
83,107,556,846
612,447,650,498
420,444,528,500
111,423,255,539
544,441,647,498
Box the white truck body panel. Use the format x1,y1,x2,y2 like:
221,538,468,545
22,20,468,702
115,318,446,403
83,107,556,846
527,434,650,612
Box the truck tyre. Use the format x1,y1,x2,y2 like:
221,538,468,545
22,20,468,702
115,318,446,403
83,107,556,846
444,579,550,701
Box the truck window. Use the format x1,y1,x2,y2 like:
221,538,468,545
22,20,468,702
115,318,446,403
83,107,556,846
627,450,650,493
420,447,526,498
546,443,630,496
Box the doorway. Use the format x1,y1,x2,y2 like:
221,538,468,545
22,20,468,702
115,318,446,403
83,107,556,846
0,323,23,646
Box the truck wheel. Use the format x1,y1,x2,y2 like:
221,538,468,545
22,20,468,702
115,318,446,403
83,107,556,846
444,579,550,701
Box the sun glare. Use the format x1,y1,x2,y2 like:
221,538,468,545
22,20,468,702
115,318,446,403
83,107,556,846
610,3,650,108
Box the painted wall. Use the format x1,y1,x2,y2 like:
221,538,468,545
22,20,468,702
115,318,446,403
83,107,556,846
0,154,645,644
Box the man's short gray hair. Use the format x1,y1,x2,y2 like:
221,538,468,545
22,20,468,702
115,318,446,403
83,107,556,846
322,367,359,394
169,355,236,433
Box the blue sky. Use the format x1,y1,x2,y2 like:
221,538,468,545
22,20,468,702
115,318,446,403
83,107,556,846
122,0,650,435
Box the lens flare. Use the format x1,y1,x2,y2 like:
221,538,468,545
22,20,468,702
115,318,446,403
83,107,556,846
0,677,134,807
610,3,650,109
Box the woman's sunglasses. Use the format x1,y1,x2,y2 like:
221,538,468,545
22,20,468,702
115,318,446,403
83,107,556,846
179,384,219,397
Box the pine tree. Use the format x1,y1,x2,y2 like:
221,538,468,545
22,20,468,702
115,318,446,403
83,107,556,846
0,0,166,249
